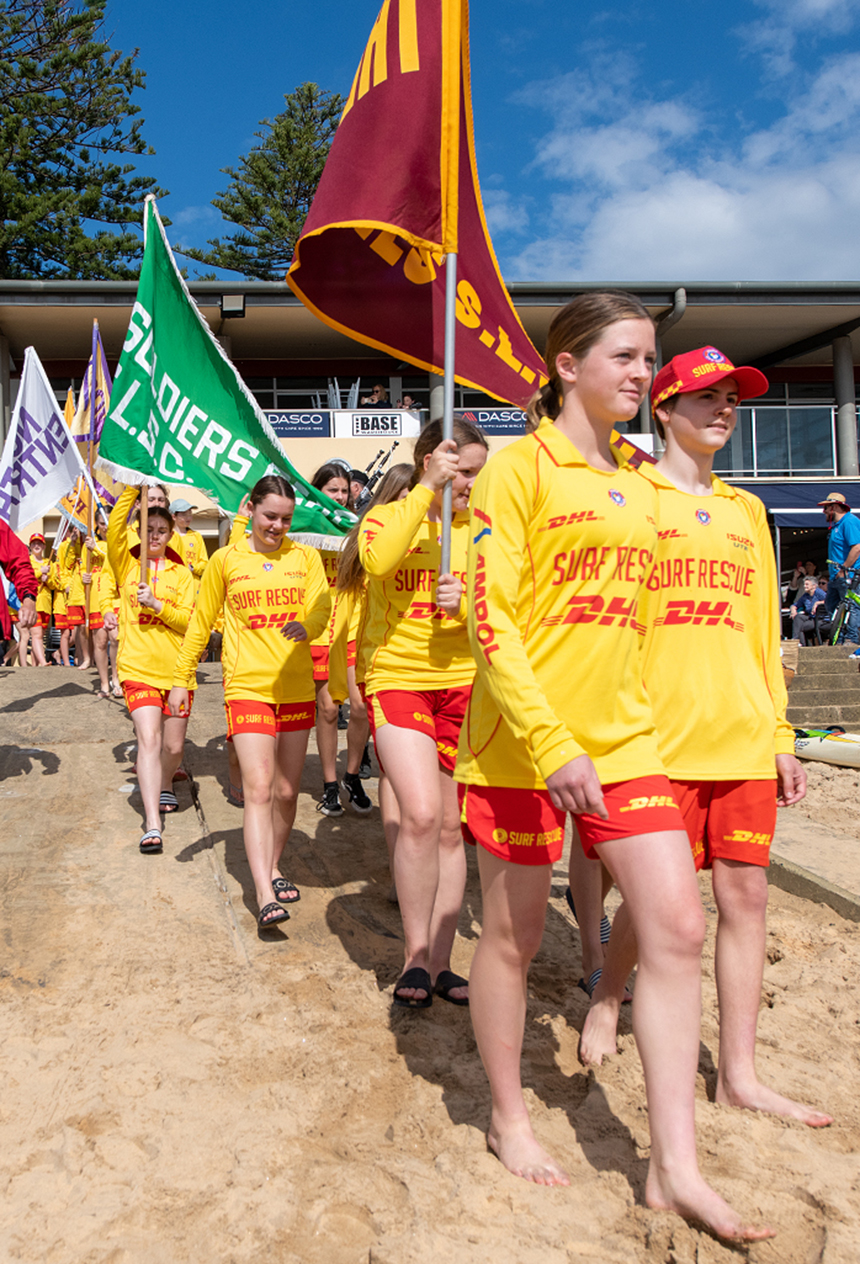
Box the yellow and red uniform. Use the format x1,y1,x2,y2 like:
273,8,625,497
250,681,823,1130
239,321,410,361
30,553,57,627
637,467,793,867
108,486,196,694
175,527,209,579
455,422,680,865
358,482,474,770
81,540,106,629
172,534,330,723
310,547,340,680
58,538,86,626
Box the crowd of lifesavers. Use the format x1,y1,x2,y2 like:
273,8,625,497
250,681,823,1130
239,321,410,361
4,292,835,1241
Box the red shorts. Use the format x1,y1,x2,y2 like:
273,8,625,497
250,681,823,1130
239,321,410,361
123,681,194,718
225,699,315,739
36,611,50,628
347,639,357,670
54,611,69,629
89,611,104,631
367,685,471,773
459,775,684,866
310,644,329,681
671,779,777,870
66,605,85,627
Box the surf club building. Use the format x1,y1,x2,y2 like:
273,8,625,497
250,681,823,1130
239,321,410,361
1,277,859,583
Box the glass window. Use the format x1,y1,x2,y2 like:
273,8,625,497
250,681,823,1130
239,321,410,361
787,407,835,473
754,408,790,476
759,381,787,402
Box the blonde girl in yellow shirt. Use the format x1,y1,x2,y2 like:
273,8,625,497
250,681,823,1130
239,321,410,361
457,293,771,1242
359,419,488,1009
169,475,331,931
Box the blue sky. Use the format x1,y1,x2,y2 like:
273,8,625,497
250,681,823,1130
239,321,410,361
108,0,860,282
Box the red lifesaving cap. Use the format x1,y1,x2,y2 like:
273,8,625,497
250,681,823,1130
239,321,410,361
651,346,769,414
29,533,46,545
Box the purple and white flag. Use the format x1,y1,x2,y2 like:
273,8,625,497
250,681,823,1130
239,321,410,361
0,347,93,529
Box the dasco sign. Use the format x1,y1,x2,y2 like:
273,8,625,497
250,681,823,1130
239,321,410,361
459,408,527,435
332,411,422,439
265,411,330,438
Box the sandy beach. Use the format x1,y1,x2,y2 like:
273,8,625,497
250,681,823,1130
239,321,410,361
1,664,858,1263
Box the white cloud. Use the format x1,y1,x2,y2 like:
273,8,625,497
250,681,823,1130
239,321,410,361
482,188,529,236
502,47,860,282
740,0,860,76
170,204,220,228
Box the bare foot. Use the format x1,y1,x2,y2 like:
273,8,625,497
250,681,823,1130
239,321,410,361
76,660,92,670
716,1077,833,1128
487,1120,570,1186
580,997,621,1067
646,1164,775,1241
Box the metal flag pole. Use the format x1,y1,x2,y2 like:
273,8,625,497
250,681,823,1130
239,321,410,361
83,319,98,631
440,251,457,576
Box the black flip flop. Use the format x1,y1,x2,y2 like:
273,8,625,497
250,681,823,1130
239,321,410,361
272,877,301,904
434,970,469,1006
258,901,289,929
392,966,432,1008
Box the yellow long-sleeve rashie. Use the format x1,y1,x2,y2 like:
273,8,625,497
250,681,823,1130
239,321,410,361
358,483,474,693
107,487,196,690
637,467,793,779
58,539,85,605
455,423,664,790
311,548,340,650
173,536,331,704
30,554,58,616
175,527,209,579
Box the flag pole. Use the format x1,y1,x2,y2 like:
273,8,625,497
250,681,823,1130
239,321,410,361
139,492,149,583
84,320,98,631
440,251,457,576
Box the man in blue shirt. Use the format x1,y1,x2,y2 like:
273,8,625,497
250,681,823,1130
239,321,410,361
820,491,860,648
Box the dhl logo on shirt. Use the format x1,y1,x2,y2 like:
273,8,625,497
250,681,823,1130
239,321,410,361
653,599,744,631
619,793,677,813
491,826,564,847
248,610,300,629
539,510,603,531
542,594,637,629
657,528,687,541
404,602,444,621
723,829,771,846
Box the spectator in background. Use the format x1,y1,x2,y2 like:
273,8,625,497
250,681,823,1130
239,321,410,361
349,470,369,505
790,575,827,644
361,383,390,408
819,492,860,652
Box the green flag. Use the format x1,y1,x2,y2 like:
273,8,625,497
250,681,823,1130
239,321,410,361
99,196,355,540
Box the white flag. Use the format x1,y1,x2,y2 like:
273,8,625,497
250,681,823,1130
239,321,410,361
0,347,93,530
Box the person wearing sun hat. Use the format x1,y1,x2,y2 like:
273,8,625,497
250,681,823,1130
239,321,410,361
817,491,860,650
580,344,833,1131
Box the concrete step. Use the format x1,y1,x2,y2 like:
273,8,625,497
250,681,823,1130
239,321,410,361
787,704,860,726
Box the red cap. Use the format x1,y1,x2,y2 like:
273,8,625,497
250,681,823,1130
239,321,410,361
29,533,46,545
651,346,768,414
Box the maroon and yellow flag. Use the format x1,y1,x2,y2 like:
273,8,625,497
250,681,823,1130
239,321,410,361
287,0,547,408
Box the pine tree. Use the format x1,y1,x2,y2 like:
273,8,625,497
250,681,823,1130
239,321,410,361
180,83,343,281
0,0,165,279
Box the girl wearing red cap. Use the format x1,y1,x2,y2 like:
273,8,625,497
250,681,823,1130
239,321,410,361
581,346,832,1131
458,300,772,1241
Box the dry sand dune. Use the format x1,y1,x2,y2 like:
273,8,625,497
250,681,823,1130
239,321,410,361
1,665,858,1263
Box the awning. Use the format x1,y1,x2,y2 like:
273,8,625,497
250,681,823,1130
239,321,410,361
729,480,860,527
